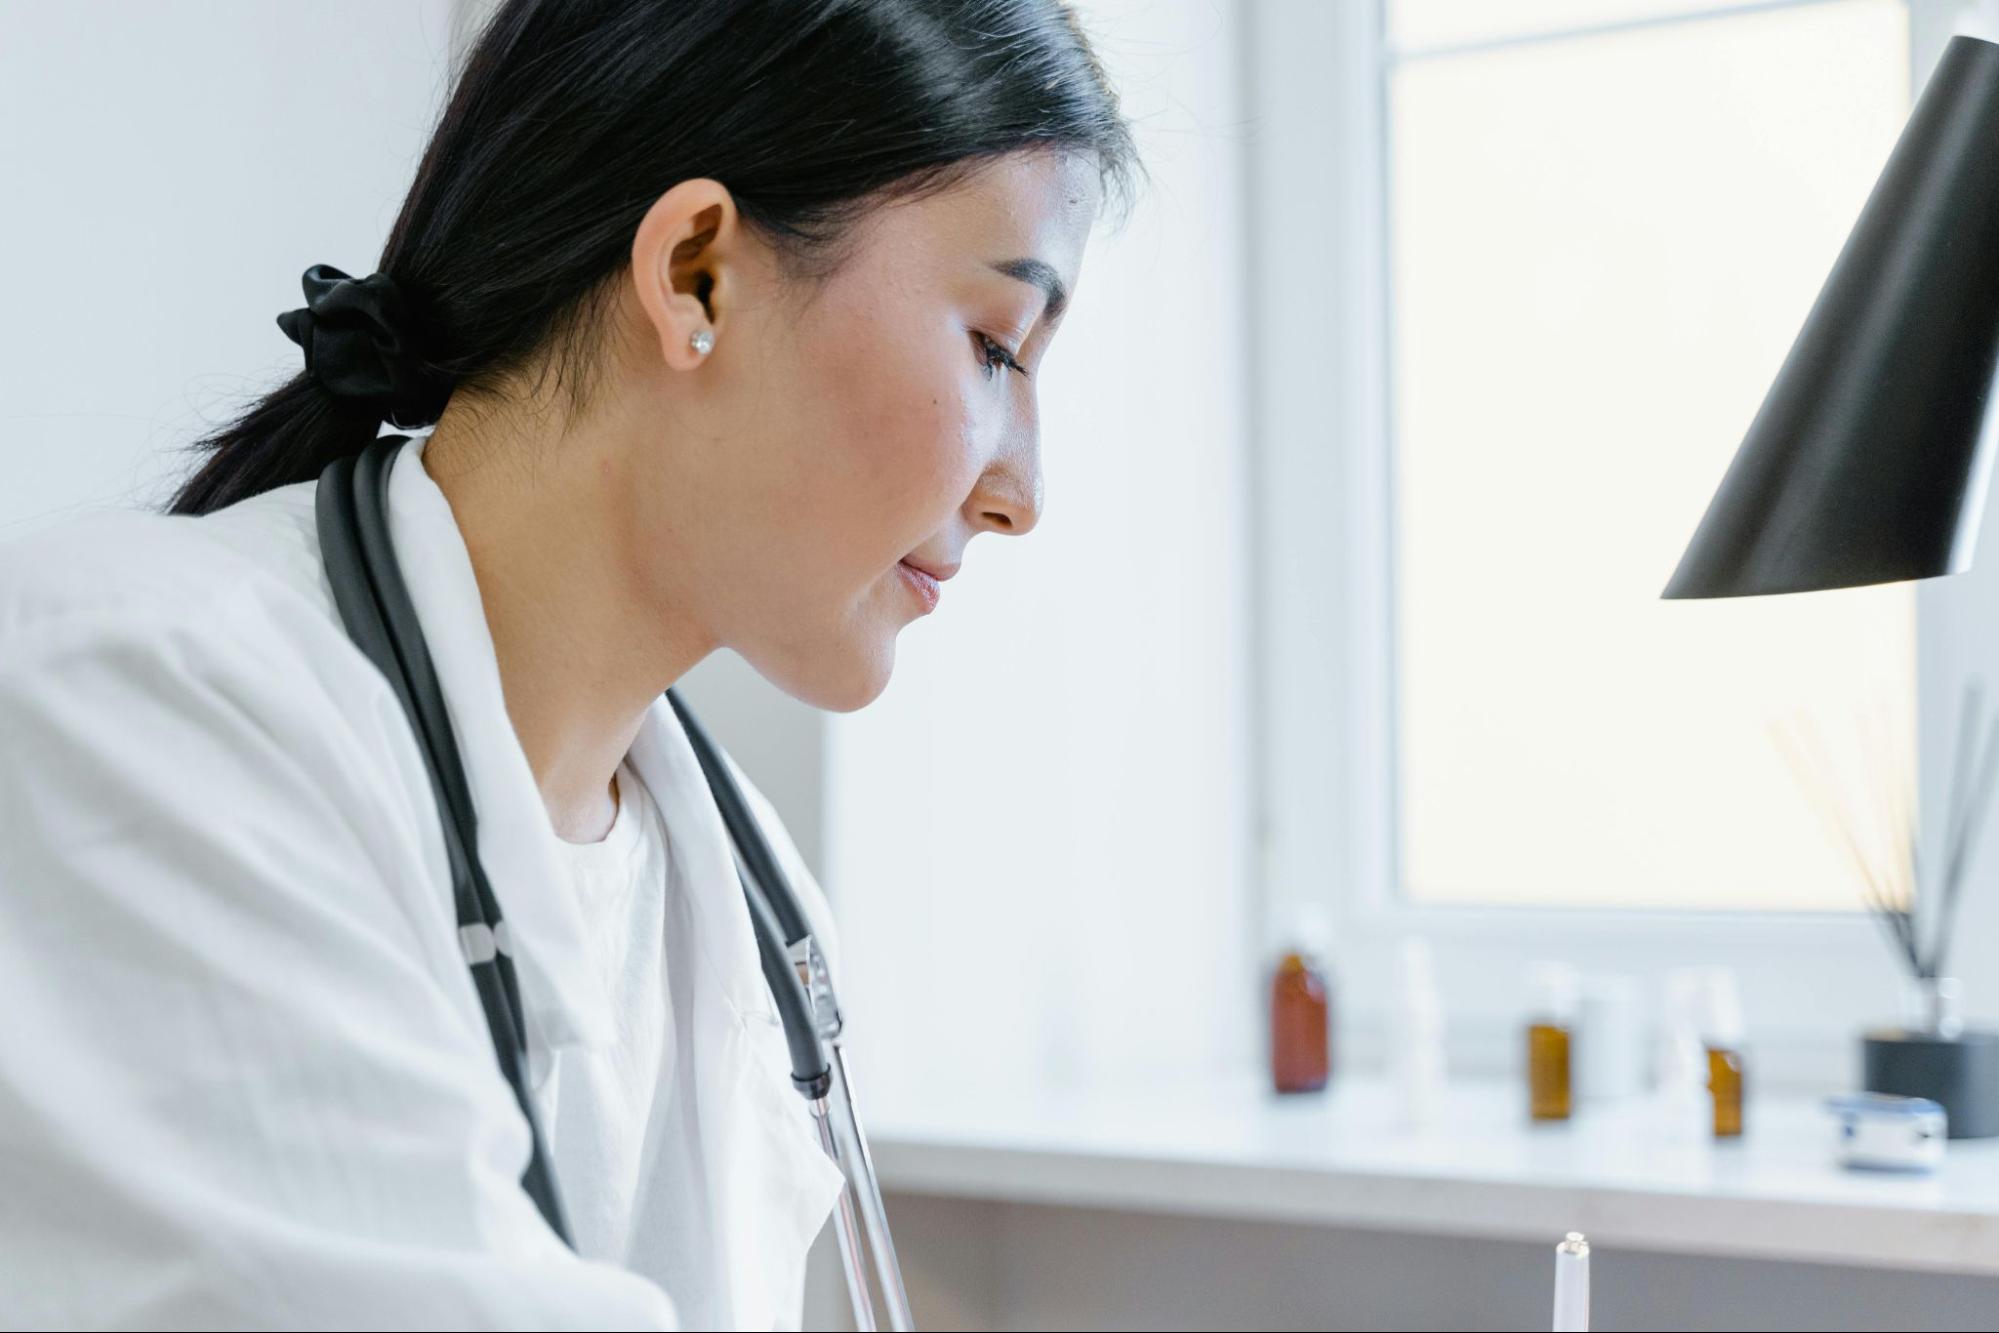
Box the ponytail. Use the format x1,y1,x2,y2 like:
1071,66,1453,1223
168,378,385,516
171,262,453,515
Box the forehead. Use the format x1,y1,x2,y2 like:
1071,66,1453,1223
867,150,1100,293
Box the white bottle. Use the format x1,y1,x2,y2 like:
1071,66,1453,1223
1391,936,1447,1130
1575,974,1643,1102
1653,971,1712,1145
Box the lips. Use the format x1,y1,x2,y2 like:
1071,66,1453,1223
899,557,959,582
897,559,941,611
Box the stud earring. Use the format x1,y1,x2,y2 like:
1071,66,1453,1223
690,328,714,356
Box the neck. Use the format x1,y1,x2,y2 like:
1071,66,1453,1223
417,407,716,842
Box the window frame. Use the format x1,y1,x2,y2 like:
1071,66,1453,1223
1245,0,1985,1085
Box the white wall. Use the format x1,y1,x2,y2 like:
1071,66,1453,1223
1,1,457,532
820,0,1257,1104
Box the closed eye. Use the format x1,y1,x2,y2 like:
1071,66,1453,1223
975,332,1029,381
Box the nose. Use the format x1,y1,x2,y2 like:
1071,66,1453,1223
969,426,1043,537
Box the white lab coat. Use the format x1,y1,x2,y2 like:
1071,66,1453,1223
0,433,847,1330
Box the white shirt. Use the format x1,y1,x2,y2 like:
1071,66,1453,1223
0,434,847,1330
537,762,673,1266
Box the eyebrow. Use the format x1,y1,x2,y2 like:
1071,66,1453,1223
988,256,1069,324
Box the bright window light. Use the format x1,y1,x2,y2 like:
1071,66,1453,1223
1386,0,1917,909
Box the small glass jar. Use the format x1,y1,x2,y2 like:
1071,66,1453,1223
1270,949,1331,1093
1526,962,1579,1122
1707,1045,1745,1138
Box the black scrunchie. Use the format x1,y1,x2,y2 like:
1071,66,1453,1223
276,263,452,426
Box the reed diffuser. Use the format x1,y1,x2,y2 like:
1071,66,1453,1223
1770,679,1999,1138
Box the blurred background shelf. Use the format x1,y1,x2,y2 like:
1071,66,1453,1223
865,1072,1999,1276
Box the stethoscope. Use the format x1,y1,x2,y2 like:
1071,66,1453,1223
314,435,914,1331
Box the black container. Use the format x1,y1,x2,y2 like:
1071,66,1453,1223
1861,1027,1999,1139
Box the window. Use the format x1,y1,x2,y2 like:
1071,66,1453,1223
1383,0,1916,910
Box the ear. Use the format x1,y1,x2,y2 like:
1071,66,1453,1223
630,177,738,372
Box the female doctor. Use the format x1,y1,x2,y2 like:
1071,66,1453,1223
0,0,1141,1326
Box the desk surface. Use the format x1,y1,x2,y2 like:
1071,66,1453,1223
864,1071,1999,1275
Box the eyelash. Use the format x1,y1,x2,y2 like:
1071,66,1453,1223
976,332,1029,381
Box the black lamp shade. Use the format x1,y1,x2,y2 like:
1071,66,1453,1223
1663,34,1999,600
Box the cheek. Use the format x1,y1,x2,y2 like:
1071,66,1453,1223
803,323,983,565
868,400,978,536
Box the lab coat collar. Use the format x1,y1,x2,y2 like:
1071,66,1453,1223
625,707,849,1330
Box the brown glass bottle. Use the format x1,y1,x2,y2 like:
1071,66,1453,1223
1270,952,1330,1093
1526,963,1578,1121
1527,1022,1573,1121
1707,1045,1745,1138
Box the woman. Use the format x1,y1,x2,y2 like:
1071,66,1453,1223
0,0,1142,1326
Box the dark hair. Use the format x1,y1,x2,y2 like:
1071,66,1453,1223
166,0,1145,516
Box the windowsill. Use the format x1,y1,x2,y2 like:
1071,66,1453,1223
864,1069,1999,1275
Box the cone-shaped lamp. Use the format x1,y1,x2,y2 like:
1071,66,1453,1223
1663,34,1999,599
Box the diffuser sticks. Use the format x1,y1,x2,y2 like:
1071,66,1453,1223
1770,679,1999,982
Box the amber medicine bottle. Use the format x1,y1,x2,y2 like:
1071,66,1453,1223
1269,908,1332,1094
1527,963,1579,1121
1707,1047,1745,1137
1696,967,1747,1139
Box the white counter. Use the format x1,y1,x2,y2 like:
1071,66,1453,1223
863,1071,1999,1276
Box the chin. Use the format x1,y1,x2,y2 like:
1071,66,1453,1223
755,635,896,713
